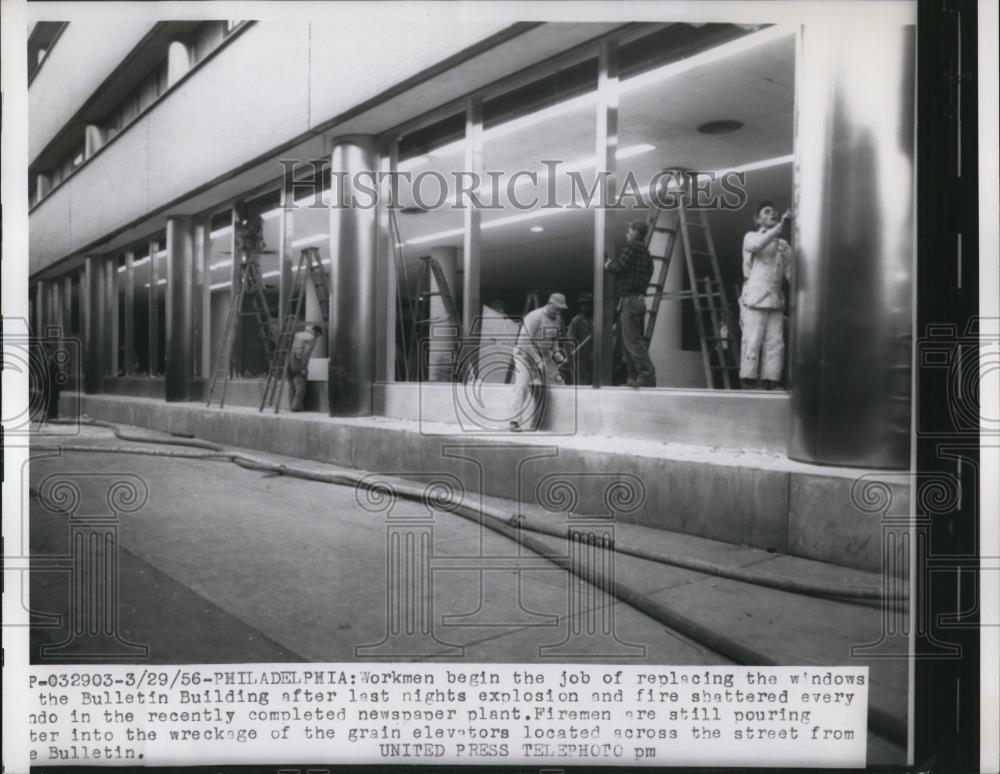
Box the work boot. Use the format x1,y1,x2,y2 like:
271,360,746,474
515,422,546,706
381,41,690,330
741,378,759,390
625,379,639,389
509,421,522,432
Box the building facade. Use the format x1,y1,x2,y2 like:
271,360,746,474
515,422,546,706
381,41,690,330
28,14,916,469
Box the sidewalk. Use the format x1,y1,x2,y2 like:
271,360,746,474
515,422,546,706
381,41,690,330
29,424,908,763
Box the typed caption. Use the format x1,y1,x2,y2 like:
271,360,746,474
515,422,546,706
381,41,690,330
28,664,868,767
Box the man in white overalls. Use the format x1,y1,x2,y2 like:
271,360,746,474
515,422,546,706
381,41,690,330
740,202,793,390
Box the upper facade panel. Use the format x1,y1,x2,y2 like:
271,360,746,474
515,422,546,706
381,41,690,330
28,20,158,164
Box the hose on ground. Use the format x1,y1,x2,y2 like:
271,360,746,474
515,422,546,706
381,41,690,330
42,424,900,602
41,436,906,746
44,417,226,451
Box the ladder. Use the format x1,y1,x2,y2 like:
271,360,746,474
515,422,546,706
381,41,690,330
413,254,462,381
388,208,417,381
206,257,277,407
638,197,739,389
259,247,330,412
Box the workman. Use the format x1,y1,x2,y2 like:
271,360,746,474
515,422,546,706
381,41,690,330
287,323,323,411
508,293,567,432
739,201,793,389
605,220,656,388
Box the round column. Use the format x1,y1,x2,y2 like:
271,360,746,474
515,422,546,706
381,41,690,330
788,22,915,468
165,217,194,401
328,137,378,415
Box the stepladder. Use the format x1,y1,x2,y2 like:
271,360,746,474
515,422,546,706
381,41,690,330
412,254,462,381
260,247,330,412
634,197,740,388
206,255,277,408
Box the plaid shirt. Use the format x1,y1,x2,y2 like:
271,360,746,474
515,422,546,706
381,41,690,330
606,237,653,297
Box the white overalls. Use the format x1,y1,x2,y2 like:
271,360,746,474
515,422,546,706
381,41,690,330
739,234,792,382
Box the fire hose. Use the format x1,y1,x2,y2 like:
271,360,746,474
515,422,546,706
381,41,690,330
36,417,907,746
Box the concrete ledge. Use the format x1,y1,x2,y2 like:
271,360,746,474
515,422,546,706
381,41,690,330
58,393,907,573
375,381,790,453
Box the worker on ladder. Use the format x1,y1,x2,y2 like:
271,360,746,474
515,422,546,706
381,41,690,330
739,202,793,390
605,220,656,388
287,323,323,411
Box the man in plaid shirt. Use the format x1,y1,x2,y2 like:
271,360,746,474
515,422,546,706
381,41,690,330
605,220,656,387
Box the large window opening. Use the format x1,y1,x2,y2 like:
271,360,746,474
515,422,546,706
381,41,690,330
616,24,794,388
392,113,466,382
236,190,281,378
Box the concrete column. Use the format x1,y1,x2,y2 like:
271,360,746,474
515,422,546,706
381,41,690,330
427,245,459,381
166,41,191,87
83,257,105,393
165,217,195,401
789,23,915,468
328,136,378,415
84,124,103,159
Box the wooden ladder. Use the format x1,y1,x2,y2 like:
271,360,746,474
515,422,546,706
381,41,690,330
259,247,330,412
206,256,276,407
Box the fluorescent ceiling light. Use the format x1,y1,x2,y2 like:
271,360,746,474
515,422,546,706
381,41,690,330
474,143,656,197
132,256,150,267
261,209,281,221
406,207,569,245
432,91,598,159
621,25,794,95
483,207,565,231
292,233,329,248
617,143,657,160
210,225,233,239
142,279,168,287
530,226,544,233
716,154,794,175
560,143,657,175
398,155,429,172
406,226,464,246
208,260,231,270
209,281,231,291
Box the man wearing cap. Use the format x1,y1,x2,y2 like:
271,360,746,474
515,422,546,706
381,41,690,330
508,293,567,431
605,220,656,387
287,323,323,412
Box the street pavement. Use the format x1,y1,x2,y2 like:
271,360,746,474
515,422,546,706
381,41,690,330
24,424,908,762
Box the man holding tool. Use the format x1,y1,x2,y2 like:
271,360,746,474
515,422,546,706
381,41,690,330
508,293,567,432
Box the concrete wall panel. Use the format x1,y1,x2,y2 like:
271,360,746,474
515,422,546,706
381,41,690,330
147,22,312,200
67,116,152,248
29,21,157,163
28,185,72,274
